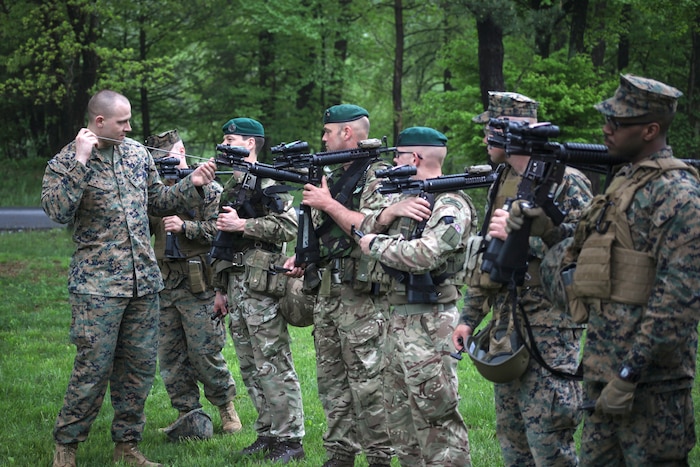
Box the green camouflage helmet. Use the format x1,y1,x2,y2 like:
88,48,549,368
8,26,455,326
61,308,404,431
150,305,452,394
162,408,213,442
540,237,573,313
279,276,315,327
467,320,529,384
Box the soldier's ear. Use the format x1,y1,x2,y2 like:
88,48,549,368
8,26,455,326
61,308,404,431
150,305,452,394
641,122,660,142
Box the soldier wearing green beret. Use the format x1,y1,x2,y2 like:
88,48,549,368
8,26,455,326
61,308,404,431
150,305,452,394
211,117,305,463
453,91,592,466
283,104,394,467
44,90,218,467
555,74,700,465
144,130,238,442
359,127,474,465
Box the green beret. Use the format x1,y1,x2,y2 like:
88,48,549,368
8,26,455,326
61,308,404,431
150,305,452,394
145,129,180,157
397,126,447,147
473,92,538,123
221,118,265,137
323,104,369,124
594,74,682,118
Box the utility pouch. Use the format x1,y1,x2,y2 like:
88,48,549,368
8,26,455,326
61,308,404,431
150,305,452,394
573,232,614,300
302,263,322,294
244,249,288,297
188,259,207,294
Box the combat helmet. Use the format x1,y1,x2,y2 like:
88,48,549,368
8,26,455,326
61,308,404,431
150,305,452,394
466,319,529,384
278,276,315,327
162,408,213,442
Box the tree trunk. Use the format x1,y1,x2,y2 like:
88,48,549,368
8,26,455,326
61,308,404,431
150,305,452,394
139,22,151,140
476,14,505,110
617,4,631,71
393,0,404,143
568,0,589,58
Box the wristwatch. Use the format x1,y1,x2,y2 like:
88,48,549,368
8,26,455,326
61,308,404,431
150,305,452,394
181,222,187,235
618,365,640,383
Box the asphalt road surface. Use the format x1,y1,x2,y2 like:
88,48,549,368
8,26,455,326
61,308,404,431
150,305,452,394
0,207,65,231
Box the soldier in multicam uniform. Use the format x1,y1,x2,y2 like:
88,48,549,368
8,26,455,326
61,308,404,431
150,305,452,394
359,127,474,466
453,92,592,467
43,90,217,467
210,118,305,463
145,130,239,439
283,104,393,467
549,74,700,465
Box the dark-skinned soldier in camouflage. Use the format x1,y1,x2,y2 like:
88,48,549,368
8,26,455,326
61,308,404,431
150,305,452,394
453,92,592,467
211,118,305,463
552,74,700,466
145,130,239,440
44,90,218,467
283,104,394,467
360,127,474,466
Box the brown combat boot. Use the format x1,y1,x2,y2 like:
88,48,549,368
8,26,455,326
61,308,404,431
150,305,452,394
218,401,242,433
53,443,77,467
113,442,162,466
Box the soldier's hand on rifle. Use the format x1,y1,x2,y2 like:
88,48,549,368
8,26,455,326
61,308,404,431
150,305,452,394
162,215,185,233
302,177,334,210
359,234,378,255
381,197,432,224
595,377,636,416
283,255,305,278
506,200,555,237
488,209,510,241
189,158,217,186
216,205,245,232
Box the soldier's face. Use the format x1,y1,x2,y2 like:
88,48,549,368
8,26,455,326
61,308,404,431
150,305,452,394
602,117,648,161
322,123,346,151
97,100,132,143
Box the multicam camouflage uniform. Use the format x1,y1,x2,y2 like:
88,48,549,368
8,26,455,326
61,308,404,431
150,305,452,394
569,75,700,466
462,164,592,467
311,160,394,466
42,137,206,445
211,172,304,444
363,184,477,466
150,179,237,422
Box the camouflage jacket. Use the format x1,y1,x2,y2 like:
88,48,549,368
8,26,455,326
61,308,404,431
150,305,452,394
578,147,700,385
461,165,593,328
366,190,477,305
41,137,206,297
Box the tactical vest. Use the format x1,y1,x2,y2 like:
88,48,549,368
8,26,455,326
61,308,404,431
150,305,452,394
571,157,698,305
383,191,477,303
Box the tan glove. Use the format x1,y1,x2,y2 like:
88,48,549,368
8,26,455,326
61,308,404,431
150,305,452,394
595,377,636,415
506,200,557,239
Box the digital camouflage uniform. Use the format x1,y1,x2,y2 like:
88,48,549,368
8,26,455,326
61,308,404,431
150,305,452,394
42,137,206,445
462,92,592,467
362,127,476,466
146,131,237,427
211,162,304,444
568,75,700,466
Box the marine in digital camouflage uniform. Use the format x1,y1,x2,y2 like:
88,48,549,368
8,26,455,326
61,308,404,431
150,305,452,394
145,130,239,438
43,90,217,467
285,104,393,467
210,118,305,463
453,92,592,467
564,74,700,466
360,127,474,466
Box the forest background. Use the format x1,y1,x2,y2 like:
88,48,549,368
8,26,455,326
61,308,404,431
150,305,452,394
1,0,699,172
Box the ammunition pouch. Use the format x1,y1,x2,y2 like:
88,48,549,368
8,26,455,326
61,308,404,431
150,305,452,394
244,249,289,298
159,254,212,294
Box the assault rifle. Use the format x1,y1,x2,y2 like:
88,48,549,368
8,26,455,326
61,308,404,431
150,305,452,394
481,118,616,286
270,138,397,267
377,164,497,196
376,164,496,303
154,157,196,181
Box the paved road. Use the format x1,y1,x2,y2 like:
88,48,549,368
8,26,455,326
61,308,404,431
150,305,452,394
0,207,65,231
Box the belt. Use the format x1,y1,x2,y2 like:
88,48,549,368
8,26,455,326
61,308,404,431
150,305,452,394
393,303,447,316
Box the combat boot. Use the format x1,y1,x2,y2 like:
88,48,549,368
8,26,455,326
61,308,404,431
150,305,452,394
321,455,355,467
113,442,162,466
240,435,275,456
264,439,305,463
53,443,77,467
218,401,242,433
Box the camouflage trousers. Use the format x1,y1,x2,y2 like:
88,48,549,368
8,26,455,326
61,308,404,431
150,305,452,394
580,381,695,466
54,293,159,444
314,284,393,465
494,326,583,467
227,273,305,440
384,303,471,467
158,284,236,412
